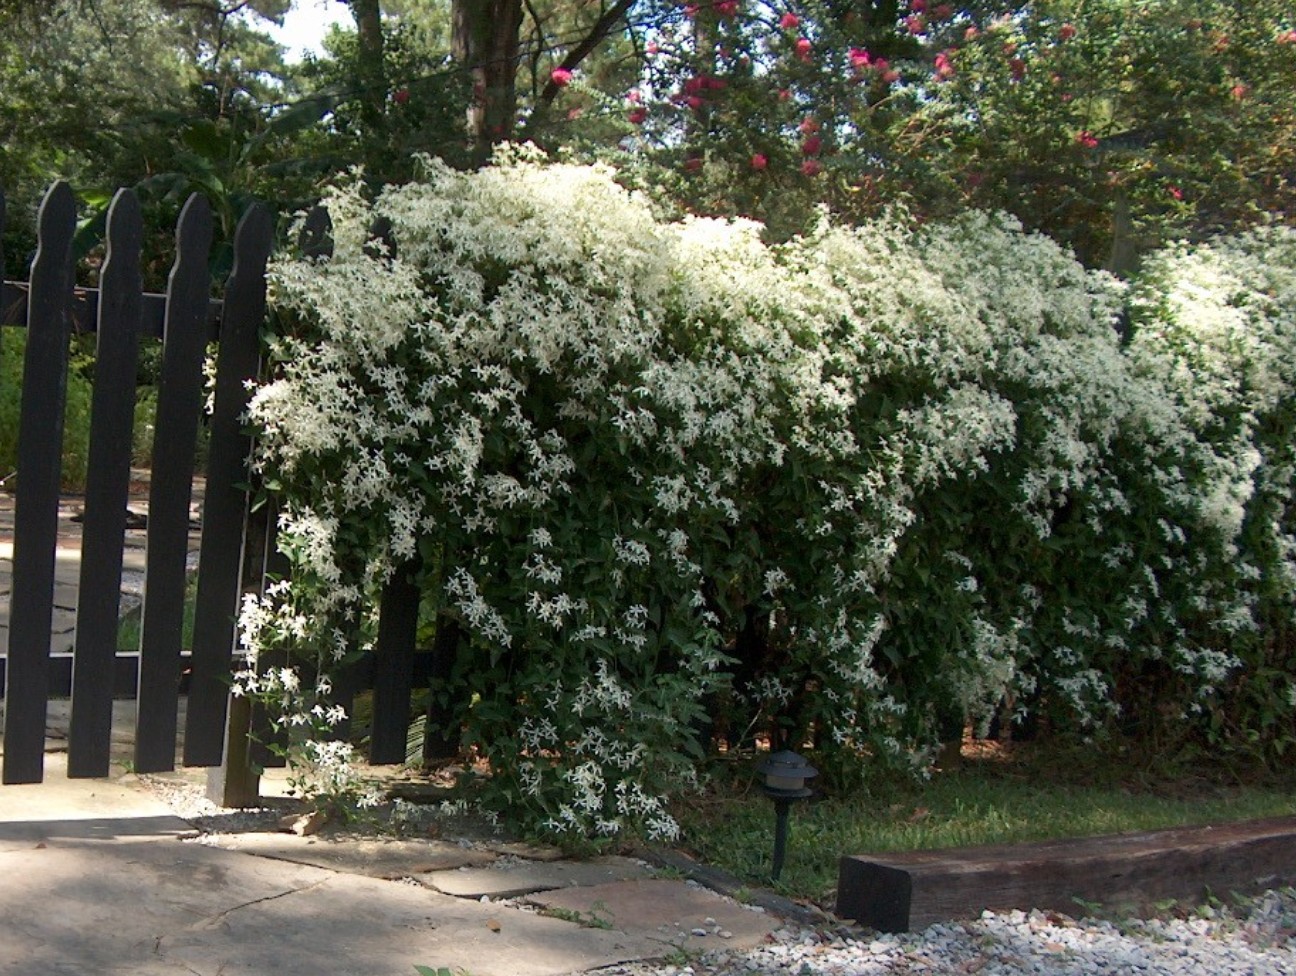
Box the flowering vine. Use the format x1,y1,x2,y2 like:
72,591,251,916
241,150,1296,838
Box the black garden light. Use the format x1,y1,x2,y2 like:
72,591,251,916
755,749,817,882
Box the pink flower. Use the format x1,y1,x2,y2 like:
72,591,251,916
910,0,926,11
683,3,699,16
1059,23,1077,41
551,67,573,87
779,11,800,30
1076,130,1099,148
1168,185,1184,201
795,37,813,61
392,87,410,105
716,0,739,16
849,47,871,70
778,88,792,101
932,3,953,19
801,134,822,155
964,26,979,40
566,107,583,121
684,75,706,95
626,89,642,103
1279,30,1296,45
686,95,704,110
905,14,925,34
751,153,768,170
801,158,822,176
646,41,659,55
628,107,647,125
881,68,900,84
1231,83,1248,100
934,52,955,79
799,116,820,134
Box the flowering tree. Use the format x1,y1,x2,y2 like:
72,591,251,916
241,150,1296,837
534,0,1296,263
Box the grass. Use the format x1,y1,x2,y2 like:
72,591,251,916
670,738,1296,907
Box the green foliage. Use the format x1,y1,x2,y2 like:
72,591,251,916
290,15,471,181
0,328,93,491
132,385,157,467
0,0,197,253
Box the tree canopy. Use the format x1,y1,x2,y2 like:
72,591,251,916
2,0,1291,269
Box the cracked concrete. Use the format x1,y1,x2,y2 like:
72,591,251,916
0,833,670,976
0,760,784,976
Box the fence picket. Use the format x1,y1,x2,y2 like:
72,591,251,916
1,181,76,784
370,559,421,764
134,194,213,773
185,204,273,766
67,190,144,777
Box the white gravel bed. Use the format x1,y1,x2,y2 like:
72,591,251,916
137,772,298,833
597,890,1296,976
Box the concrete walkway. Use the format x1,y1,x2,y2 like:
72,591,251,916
0,759,785,976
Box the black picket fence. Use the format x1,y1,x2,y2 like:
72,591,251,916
0,182,272,784
0,182,446,790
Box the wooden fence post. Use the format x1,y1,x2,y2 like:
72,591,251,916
186,203,273,768
370,559,422,764
135,194,213,773
1,182,75,785
67,189,144,778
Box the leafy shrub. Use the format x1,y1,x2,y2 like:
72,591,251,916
241,150,1296,838
1121,227,1296,758
0,327,93,491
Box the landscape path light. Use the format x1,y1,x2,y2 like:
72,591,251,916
755,749,817,882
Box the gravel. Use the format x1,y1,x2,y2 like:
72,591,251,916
596,892,1296,976
137,772,301,835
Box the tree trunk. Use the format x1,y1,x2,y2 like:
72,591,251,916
1106,191,1137,277
452,0,525,164
349,0,388,140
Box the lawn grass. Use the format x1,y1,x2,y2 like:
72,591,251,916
671,739,1296,906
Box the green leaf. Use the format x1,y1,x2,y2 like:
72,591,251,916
181,119,228,161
